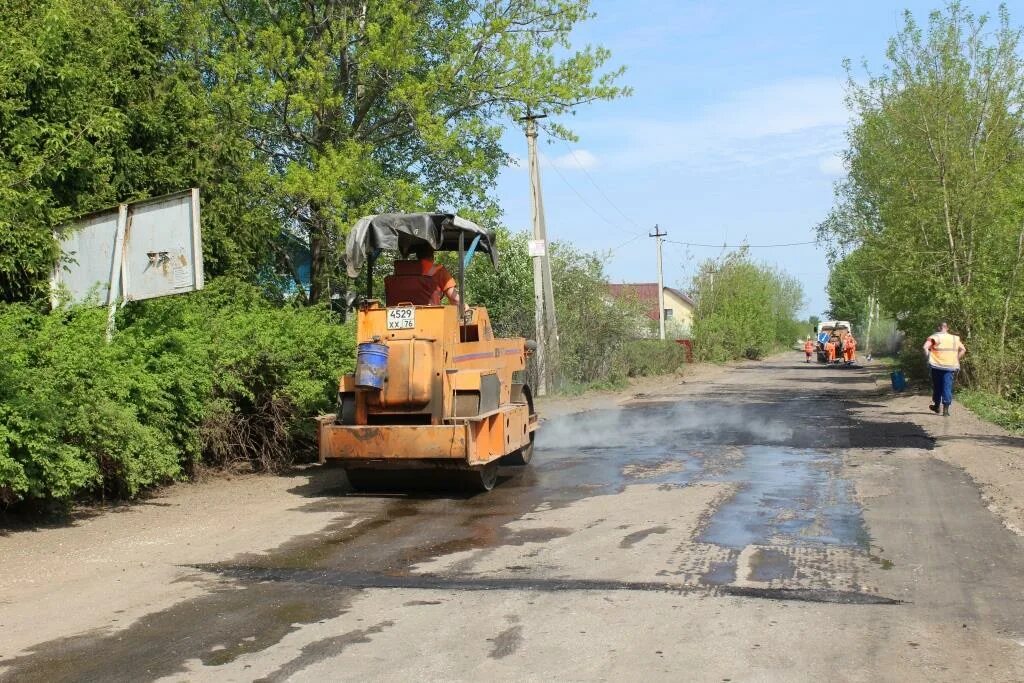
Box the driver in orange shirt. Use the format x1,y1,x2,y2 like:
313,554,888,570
414,245,461,306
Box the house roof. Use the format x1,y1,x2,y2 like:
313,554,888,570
665,287,696,307
606,283,695,322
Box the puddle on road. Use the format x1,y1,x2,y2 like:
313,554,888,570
747,548,797,583
702,560,737,586
538,405,868,552
535,403,873,587
698,446,868,551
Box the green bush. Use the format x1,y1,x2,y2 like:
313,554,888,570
621,340,687,377
466,230,655,391
690,248,804,362
0,304,181,504
0,278,354,507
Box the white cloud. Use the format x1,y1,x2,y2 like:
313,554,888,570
688,77,847,139
818,153,846,176
545,149,600,170
588,77,849,172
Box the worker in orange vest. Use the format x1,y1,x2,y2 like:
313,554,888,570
803,338,815,363
824,338,837,363
923,322,967,417
844,335,857,363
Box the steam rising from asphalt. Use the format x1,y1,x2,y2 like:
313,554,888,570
537,402,793,451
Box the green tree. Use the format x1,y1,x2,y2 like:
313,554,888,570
826,250,872,329
690,248,805,362
0,0,275,303
198,0,628,303
820,2,1024,393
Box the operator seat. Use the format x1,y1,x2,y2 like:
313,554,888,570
384,260,441,306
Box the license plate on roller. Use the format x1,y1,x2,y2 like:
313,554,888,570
386,307,415,330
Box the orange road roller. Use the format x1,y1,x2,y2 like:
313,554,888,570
318,213,538,492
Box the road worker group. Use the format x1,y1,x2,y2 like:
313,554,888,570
804,330,857,365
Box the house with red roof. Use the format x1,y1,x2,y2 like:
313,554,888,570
606,283,696,338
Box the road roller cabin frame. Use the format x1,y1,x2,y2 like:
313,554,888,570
318,213,539,491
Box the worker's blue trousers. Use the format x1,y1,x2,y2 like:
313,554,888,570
930,368,955,406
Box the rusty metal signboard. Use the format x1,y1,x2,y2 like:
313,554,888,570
120,189,203,302
50,208,123,305
52,188,203,307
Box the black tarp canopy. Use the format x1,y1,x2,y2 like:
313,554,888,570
345,213,497,278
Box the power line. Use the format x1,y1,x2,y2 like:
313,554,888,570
529,122,675,265
530,124,824,256
542,154,622,233
549,134,646,236
663,241,815,249
609,233,645,253
529,158,645,258
541,153,650,262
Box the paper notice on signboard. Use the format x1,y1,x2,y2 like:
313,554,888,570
173,265,191,289
528,239,546,257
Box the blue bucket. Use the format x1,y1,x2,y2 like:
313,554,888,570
890,370,907,393
355,342,389,390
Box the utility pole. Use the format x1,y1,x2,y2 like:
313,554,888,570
522,112,560,394
650,224,667,340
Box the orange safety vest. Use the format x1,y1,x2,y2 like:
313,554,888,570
927,332,961,371
804,340,814,353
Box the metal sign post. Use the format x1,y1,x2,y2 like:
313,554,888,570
105,204,129,341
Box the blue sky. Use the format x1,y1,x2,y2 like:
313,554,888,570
492,0,1007,317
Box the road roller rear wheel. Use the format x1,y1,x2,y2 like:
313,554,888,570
462,462,498,493
501,433,534,466
502,384,536,466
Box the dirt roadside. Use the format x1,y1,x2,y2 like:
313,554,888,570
0,470,352,657
847,366,1024,537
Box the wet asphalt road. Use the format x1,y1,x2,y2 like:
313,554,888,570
3,357,1024,681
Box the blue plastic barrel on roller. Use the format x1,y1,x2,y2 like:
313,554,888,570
355,342,389,390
